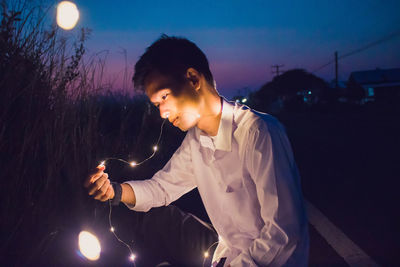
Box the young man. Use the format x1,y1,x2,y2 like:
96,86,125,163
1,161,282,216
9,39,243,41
86,35,309,266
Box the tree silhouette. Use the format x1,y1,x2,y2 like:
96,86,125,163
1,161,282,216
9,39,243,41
252,69,330,113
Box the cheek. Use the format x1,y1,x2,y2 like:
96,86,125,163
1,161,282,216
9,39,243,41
179,113,199,129
175,87,200,109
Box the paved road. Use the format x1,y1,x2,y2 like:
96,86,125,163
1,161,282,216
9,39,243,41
307,200,380,267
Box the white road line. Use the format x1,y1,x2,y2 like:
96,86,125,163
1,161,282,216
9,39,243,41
305,199,381,267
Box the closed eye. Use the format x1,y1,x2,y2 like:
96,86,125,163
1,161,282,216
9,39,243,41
152,93,168,108
161,93,169,100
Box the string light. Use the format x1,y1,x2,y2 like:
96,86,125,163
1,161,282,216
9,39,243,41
96,118,167,265
100,118,166,168
108,200,136,266
202,240,219,267
99,117,220,265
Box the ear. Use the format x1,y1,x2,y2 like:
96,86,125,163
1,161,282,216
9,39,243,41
186,68,201,91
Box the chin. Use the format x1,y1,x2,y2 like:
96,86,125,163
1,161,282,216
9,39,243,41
177,125,189,132
178,123,195,132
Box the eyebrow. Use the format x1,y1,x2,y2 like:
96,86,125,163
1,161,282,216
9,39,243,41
150,87,170,106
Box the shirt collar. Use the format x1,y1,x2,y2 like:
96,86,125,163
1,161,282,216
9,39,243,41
195,97,233,152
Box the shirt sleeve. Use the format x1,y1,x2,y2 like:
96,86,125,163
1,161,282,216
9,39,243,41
124,133,197,212
229,117,308,266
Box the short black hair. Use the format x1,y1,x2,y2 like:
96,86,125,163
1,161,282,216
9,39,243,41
132,34,214,92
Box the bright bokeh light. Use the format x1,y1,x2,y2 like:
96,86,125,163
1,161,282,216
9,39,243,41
130,161,137,167
153,146,158,151
204,251,209,258
130,254,136,261
57,1,79,30
78,231,101,261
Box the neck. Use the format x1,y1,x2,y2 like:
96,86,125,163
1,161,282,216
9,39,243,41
196,83,222,136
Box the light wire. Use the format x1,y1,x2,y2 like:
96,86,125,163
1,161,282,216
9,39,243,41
103,118,167,265
102,118,167,167
202,241,220,267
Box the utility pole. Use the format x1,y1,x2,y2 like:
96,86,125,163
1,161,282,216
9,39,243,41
271,64,284,77
335,51,338,88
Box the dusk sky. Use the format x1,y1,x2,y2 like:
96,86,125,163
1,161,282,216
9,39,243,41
68,0,400,98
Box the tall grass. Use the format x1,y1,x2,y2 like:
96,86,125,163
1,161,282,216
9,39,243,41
0,1,184,265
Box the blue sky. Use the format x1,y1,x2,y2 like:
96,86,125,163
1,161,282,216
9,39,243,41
68,0,400,98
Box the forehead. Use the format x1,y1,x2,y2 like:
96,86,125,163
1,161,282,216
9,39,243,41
144,71,176,98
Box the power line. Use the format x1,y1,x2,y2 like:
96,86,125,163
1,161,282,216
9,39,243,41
312,29,400,73
339,30,400,60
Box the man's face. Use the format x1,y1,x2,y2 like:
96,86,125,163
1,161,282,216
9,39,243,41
145,72,201,132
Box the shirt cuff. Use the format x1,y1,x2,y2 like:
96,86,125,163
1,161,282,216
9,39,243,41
123,180,151,211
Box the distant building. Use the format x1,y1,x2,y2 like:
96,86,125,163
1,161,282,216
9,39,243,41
347,68,400,103
328,80,347,89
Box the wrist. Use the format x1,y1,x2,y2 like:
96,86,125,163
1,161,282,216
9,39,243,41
110,182,122,206
120,183,136,206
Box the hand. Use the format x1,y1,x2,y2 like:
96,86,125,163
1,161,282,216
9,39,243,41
84,164,114,202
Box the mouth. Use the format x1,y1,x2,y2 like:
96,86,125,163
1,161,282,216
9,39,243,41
172,117,179,126
168,114,180,127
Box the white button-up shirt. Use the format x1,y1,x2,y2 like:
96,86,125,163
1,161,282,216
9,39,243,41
125,98,309,266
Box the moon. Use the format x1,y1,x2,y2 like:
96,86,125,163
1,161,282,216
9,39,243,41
56,1,80,30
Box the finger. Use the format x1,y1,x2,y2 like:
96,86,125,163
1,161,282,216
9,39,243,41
88,173,108,195
84,174,96,188
86,165,106,186
84,164,107,188
97,164,106,171
94,179,110,200
84,171,102,188
99,184,113,202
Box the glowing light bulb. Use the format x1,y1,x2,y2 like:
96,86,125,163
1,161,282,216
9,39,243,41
78,231,101,261
130,254,136,261
241,98,247,103
204,251,209,258
56,1,79,30
130,161,137,167
153,146,158,151
110,227,115,232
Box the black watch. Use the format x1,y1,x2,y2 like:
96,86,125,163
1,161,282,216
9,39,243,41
110,182,122,206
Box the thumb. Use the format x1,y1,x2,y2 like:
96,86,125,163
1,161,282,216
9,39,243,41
97,164,106,171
